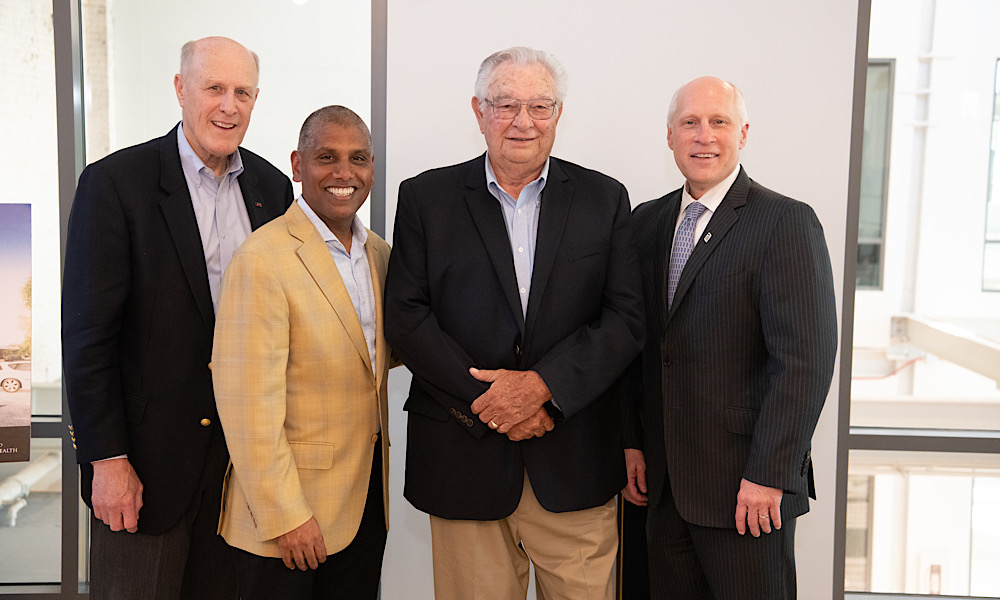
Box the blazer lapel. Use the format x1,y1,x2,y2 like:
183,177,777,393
157,129,215,335
287,204,375,379
463,155,525,332
656,193,682,330
236,160,281,230
666,169,750,322
524,159,571,334
367,237,387,384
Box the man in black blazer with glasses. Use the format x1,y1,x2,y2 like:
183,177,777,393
622,76,838,600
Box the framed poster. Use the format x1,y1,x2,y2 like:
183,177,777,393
0,204,31,462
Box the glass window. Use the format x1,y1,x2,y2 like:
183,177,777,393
986,59,1000,291
847,0,1000,597
858,61,893,290
846,450,1000,596
0,438,63,585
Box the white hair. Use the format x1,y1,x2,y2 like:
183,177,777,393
474,46,568,108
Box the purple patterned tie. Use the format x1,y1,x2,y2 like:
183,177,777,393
667,201,707,308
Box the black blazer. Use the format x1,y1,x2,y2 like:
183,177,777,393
626,168,837,528
62,125,293,534
385,154,645,520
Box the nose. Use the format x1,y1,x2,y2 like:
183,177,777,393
693,119,714,142
330,157,352,179
511,104,534,128
219,90,237,114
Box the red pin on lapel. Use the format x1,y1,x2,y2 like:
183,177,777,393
255,201,263,207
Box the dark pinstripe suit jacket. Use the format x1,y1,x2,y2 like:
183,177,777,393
625,167,837,528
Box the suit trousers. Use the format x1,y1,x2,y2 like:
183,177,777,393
646,478,797,600
233,438,386,600
430,472,617,600
89,425,236,600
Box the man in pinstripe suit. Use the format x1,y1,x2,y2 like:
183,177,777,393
622,76,838,599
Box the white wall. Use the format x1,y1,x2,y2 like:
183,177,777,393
381,1,860,598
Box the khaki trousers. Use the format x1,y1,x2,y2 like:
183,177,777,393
429,474,617,600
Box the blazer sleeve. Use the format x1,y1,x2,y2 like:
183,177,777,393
743,201,838,493
531,186,647,419
212,245,313,541
62,162,134,462
384,178,492,436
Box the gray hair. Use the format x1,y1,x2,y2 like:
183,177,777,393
474,46,568,108
667,78,749,127
297,105,372,154
179,37,260,81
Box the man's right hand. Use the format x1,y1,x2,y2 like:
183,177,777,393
91,457,144,533
277,517,328,571
622,448,648,506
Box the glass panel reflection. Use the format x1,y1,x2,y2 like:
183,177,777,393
846,450,1000,597
0,438,62,584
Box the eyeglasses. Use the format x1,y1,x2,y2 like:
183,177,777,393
486,97,558,120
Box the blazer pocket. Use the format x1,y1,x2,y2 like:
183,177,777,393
701,270,751,295
724,406,758,436
289,441,334,470
565,239,610,261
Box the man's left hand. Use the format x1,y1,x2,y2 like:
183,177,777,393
505,407,555,441
735,478,783,537
469,368,552,433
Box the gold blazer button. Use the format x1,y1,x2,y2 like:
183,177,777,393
207,362,213,371
200,418,211,427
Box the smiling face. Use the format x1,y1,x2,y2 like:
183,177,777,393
292,122,374,239
173,38,259,175
472,62,562,188
667,77,749,199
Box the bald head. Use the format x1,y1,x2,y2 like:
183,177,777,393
667,76,747,129
180,37,260,87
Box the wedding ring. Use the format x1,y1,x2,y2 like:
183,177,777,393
489,420,499,429
759,514,770,520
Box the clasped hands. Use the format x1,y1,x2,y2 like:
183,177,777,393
469,368,555,441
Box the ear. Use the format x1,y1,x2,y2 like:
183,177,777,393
173,74,185,107
290,150,302,183
666,125,674,150
739,122,749,150
471,96,487,134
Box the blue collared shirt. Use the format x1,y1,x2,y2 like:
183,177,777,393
176,123,252,311
296,197,377,371
485,153,550,317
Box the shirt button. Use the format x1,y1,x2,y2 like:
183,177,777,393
518,246,524,253
520,287,527,294
517,208,523,215
200,418,212,427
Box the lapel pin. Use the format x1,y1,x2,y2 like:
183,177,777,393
255,201,263,208
703,232,712,243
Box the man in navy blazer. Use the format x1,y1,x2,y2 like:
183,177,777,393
62,36,292,599
623,77,838,599
385,47,644,599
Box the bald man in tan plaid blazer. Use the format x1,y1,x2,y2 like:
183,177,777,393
212,107,392,599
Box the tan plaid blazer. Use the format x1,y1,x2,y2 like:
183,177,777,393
212,202,391,558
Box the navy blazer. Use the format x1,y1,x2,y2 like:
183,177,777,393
626,168,838,528
62,125,293,534
385,154,645,519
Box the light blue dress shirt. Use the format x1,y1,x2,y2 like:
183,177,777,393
176,123,252,311
485,153,550,317
296,197,377,370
